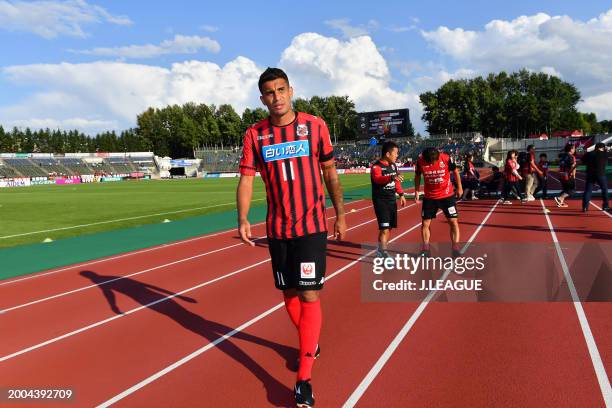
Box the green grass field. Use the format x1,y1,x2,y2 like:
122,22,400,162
0,173,414,249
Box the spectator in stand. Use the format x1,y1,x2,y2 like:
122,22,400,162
502,150,523,205
534,153,549,199
581,142,609,212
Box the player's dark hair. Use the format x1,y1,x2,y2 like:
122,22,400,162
539,153,547,158
595,142,605,149
258,67,289,93
564,143,574,153
422,147,440,163
381,141,399,157
527,144,535,151
506,150,518,160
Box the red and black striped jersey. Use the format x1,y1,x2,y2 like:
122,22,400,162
239,112,334,239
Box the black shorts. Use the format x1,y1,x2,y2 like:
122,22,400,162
373,198,397,230
268,232,327,291
561,178,575,195
422,195,458,219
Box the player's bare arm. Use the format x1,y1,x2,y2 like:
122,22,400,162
414,172,421,203
322,162,346,240
236,174,255,246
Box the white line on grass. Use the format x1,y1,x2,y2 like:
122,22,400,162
0,204,414,362
540,199,612,407
0,199,365,287
0,198,266,240
95,204,423,408
0,201,370,308
342,200,499,407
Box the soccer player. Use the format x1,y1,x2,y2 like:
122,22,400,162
554,144,576,208
414,147,463,258
236,67,346,408
502,150,523,204
370,141,407,258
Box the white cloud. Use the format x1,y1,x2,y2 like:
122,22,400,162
324,18,378,38
421,9,612,119
581,92,612,120
1,58,261,134
72,35,221,59
1,32,431,134
280,33,415,111
0,0,131,39
200,25,218,32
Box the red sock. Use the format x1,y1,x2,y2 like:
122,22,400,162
283,296,301,329
297,299,322,381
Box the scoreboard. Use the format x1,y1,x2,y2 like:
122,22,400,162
357,109,410,139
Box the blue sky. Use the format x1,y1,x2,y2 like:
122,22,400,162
1,0,611,135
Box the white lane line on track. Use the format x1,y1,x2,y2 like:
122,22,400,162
590,202,612,218
540,198,612,407
95,203,423,408
0,201,371,311
0,198,266,240
342,200,499,408
547,174,610,218
0,199,365,287
0,204,416,363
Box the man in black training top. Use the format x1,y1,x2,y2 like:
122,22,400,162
370,141,407,258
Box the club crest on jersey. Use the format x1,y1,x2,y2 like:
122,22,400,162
439,161,445,168
300,262,315,279
262,140,310,162
297,124,309,137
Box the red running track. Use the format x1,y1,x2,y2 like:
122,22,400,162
0,197,610,407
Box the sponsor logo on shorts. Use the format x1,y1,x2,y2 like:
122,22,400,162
301,262,316,279
381,222,390,227
447,206,457,215
299,280,319,286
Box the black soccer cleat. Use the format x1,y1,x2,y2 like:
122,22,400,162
295,380,315,407
452,249,462,258
295,344,320,371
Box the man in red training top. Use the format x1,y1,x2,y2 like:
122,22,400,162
237,67,346,408
370,141,407,258
414,147,463,257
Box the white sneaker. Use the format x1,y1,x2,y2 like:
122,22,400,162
527,195,535,201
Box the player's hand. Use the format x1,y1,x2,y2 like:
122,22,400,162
334,215,347,241
456,188,463,199
394,174,404,183
238,219,255,246
400,195,407,207
414,191,420,204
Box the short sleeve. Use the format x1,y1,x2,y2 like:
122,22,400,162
239,128,258,176
318,120,335,165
